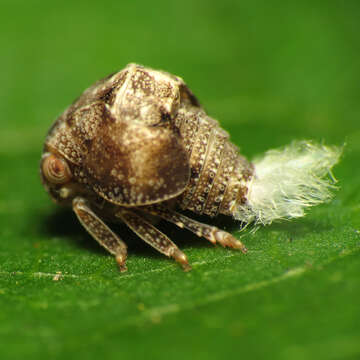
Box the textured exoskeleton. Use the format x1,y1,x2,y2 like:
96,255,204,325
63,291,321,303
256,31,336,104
41,64,340,271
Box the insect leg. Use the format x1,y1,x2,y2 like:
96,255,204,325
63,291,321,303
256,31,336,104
116,209,191,271
143,205,247,253
72,197,128,272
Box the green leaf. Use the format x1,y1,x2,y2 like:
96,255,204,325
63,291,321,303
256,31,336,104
1,1,360,359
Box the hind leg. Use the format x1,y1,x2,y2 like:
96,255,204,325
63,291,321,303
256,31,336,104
142,204,247,253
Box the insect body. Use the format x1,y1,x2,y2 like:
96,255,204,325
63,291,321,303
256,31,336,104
41,64,341,271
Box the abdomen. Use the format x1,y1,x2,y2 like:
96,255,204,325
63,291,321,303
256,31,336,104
174,105,253,218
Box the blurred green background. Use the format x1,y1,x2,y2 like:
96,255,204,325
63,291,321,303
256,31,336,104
1,0,359,359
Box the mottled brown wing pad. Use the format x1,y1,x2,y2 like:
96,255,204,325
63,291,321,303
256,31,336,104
82,121,190,206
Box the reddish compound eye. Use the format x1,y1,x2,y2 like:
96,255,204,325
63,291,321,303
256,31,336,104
42,154,72,184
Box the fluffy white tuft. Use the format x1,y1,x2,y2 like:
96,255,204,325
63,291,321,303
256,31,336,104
235,141,342,225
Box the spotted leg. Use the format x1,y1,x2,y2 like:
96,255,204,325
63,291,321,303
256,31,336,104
116,209,191,271
72,197,128,271
142,205,247,253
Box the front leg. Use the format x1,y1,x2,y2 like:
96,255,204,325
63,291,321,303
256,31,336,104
72,197,128,271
